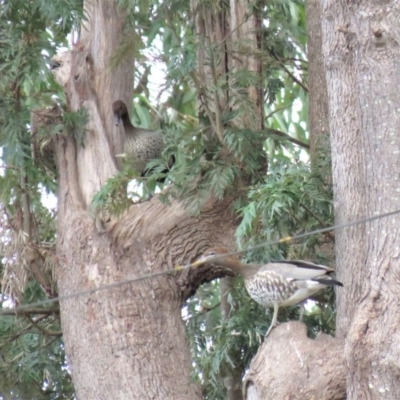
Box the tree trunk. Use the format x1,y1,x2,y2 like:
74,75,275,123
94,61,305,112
191,0,230,143
229,0,263,130
305,0,334,259
57,190,236,398
55,0,239,398
305,0,330,161
321,1,400,398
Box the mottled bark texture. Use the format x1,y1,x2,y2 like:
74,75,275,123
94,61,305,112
321,1,400,398
54,1,239,399
244,322,346,400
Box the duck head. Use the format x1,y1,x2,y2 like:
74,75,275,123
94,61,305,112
193,247,230,266
112,100,129,126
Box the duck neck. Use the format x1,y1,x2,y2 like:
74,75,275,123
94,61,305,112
217,257,258,279
120,113,135,132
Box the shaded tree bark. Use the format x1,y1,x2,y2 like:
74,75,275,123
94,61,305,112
321,1,400,398
305,0,330,160
305,0,334,264
230,0,263,130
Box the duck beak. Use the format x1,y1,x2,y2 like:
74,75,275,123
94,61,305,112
192,255,208,267
114,115,121,126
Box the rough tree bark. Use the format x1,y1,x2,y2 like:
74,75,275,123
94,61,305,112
244,322,346,400
321,1,400,398
54,1,240,398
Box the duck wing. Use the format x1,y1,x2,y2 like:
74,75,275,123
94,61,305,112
260,260,335,281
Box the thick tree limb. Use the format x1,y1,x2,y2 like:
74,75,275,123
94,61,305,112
109,194,237,302
244,321,346,400
265,128,310,149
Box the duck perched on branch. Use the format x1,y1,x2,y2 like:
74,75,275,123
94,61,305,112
112,100,172,178
193,247,343,337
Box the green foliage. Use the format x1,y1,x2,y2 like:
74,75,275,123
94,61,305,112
185,152,335,398
91,165,138,216
0,313,72,400
0,279,72,400
0,1,84,397
185,280,269,399
178,1,333,398
103,0,307,214
0,0,84,189
236,154,333,262
92,0,309,216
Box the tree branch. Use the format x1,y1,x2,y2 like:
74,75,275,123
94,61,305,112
0,307,59,316
279,60,308,92
264,105,292,120
133,65,151,97
265,128,310,149
109,195,238,302
2,315,48,344
268,50,308,92
299,203,335,241
210,51,225,144
25,314,62,337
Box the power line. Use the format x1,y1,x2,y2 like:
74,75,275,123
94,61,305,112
1,208,400,316
204,208,400,262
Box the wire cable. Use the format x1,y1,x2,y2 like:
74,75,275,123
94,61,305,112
1,208,400,316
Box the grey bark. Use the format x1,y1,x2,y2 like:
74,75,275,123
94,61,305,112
321,1,400,398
